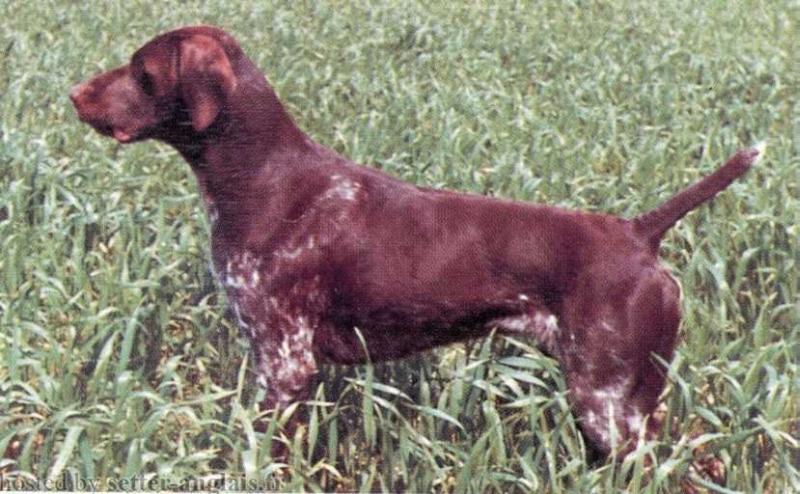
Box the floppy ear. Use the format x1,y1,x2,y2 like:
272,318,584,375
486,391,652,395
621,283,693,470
179,35,237,132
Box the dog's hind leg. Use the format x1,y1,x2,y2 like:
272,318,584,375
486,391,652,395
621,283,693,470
559,268,681,456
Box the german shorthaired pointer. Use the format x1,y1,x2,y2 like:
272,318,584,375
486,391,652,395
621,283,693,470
70,26,760,457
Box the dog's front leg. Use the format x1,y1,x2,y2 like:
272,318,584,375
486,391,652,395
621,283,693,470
249,307,320,460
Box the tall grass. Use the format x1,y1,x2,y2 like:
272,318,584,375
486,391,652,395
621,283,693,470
1,1,798,491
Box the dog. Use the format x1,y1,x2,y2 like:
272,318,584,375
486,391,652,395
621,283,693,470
70,25,760,457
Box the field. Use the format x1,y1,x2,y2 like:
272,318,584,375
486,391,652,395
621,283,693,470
1,0,798,492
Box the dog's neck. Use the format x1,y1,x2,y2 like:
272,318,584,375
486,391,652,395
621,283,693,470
161,69,338,245
167,83,309,164
164,69,321,193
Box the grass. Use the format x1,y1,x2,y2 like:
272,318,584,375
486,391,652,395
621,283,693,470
1,0,798,492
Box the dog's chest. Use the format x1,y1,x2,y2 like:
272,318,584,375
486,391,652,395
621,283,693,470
213,250,265,337
212,243,329,338
206,172,367,339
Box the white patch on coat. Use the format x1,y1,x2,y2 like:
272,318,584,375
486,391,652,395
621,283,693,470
215,250,267,341
490,311,559,353
231,301,251,336
325,174,361,201
626,411,644,436
215,248,325,407
582,377,636,448
259,315,317,407
491,314,533,333
277,235,317,261
592,379,628,405
220,251,262,292
208,205,219,227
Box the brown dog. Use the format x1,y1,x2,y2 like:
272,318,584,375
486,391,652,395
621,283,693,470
70,25,760,457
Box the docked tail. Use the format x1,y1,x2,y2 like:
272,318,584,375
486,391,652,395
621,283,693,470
633,144,764,251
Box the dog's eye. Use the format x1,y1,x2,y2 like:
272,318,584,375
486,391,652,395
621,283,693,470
139,72,155,96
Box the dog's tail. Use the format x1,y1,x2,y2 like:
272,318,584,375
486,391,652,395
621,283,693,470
632,143,764,251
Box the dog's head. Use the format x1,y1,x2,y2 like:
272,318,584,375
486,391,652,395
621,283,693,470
70,26,239,143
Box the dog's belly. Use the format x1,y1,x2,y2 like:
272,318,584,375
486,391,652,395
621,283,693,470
314,314,560,365
316,294,557,364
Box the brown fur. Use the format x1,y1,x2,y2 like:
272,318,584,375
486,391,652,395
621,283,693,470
70,26,758,456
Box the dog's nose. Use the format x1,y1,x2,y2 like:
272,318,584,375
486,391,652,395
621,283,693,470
69,83,89,104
